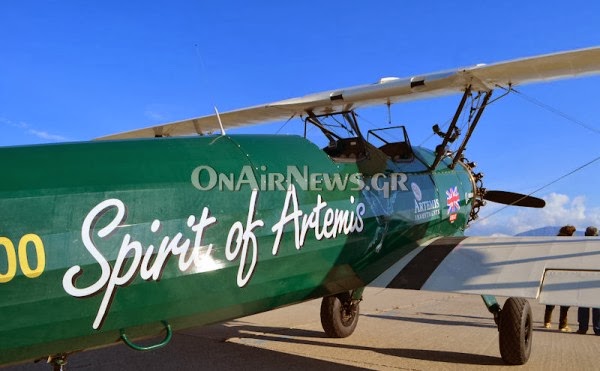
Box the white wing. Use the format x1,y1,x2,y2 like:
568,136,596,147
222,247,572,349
97,46,600,140
371,236,600,307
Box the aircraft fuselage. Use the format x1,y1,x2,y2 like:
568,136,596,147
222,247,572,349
0,134,473,365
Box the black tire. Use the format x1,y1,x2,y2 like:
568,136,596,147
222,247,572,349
499,297,533,365
320,292,360,338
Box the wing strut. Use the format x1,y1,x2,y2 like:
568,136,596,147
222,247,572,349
430,87,471,170
430,86,497,170
451,90,493,169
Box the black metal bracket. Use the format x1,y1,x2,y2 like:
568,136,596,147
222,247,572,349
429,87,494,170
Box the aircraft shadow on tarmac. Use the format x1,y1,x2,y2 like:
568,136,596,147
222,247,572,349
5,318,509,370
232,331,504,366
365,311,564,332
219,322,505,366
362,312,498,329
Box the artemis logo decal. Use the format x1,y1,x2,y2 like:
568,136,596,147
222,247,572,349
412,182,440,221
63,187,365,330
411,182,422,201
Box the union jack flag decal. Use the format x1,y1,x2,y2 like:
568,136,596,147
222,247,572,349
446,186,460,222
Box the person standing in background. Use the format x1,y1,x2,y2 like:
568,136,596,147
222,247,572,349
544,225,577,331
577,226,600,334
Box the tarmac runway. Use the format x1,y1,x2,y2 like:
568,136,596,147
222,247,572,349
4,288,600,370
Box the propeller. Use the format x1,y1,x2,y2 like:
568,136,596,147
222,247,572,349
483,190,545,208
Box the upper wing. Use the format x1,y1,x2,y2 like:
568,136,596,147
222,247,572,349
371,236,600,307
97,46,600,140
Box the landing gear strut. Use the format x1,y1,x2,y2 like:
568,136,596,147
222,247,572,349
320,290,362,338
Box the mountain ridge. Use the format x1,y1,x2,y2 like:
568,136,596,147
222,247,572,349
515,226,586,236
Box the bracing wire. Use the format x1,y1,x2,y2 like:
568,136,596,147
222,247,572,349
274,116,294,134
472,88,600,225
512,88,600,136
474,154,600,224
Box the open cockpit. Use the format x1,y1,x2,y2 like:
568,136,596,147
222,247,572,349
304,111,413,168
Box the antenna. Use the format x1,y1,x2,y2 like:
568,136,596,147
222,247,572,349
214,106,226,136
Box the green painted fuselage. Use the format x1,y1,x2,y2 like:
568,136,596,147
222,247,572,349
0,134,473,365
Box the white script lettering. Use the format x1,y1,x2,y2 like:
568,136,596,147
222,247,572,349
62,199,217,329
225,189,265,287
271,185,365,254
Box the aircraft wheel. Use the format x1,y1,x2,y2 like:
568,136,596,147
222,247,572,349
320,292,360,338
498,297,532,365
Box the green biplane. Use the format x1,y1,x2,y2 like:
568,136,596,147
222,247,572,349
2,46,600,369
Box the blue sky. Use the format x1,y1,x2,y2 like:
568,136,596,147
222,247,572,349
2,1,600,235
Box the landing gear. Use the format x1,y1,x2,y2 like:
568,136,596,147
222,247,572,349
498,297,532,365
320,291,361,338
482,295,532,365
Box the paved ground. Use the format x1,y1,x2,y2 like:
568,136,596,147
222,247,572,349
4,288,600,370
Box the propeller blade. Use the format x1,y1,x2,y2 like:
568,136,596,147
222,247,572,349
483,190,546,208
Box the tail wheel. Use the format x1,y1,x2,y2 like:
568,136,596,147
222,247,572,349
498,297,532,365
320,292,360,338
